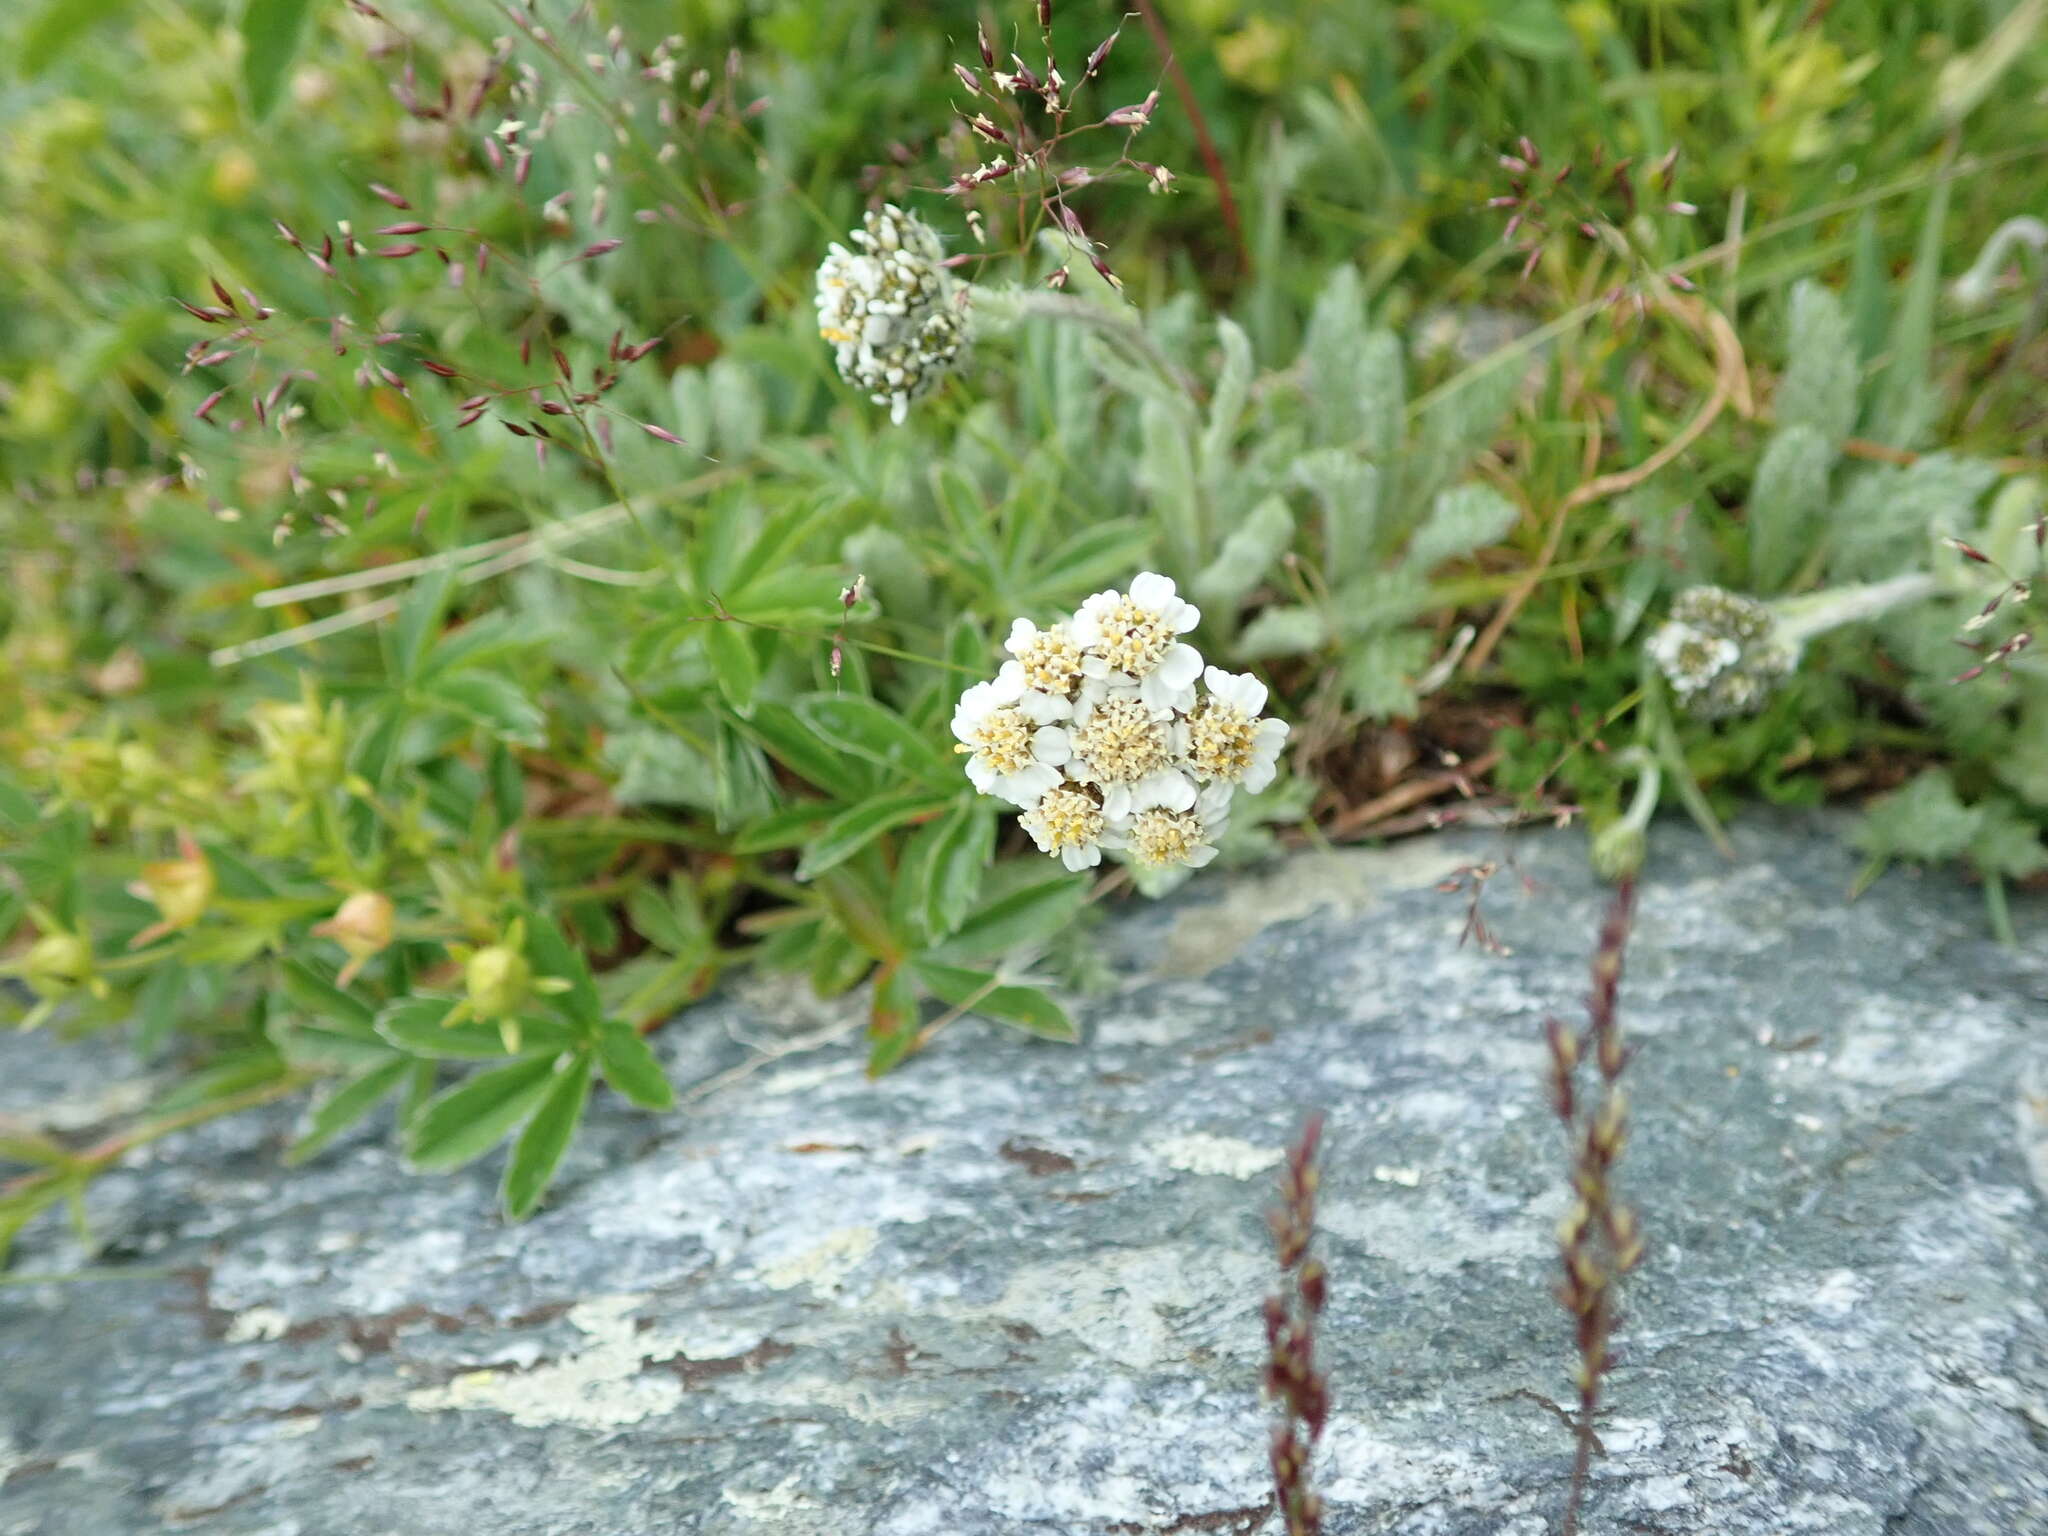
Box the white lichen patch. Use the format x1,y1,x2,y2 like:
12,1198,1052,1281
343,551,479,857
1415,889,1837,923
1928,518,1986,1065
1319,1186,1562,1276
403,1294,760,1431
755,1226,878,1296
1147,1132,1282,1180
1154,843,1474,978
723,1476,824,1523
224,1305,292,1344
974,1246,1267,1370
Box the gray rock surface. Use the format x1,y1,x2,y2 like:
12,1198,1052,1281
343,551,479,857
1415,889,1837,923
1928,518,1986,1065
3,816,2048,1535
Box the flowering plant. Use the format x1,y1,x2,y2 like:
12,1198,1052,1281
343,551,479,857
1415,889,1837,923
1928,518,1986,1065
953,573,1287,878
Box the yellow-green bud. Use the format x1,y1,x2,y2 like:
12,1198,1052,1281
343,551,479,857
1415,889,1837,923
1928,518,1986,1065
54,739,125,822
131,849,215,933
247,697,346,799
23,931,93,999
1590,821,1647,883
463,944,532,1022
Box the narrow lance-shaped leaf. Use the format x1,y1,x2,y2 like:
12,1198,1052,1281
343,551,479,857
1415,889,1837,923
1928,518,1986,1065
502,1054,593,1220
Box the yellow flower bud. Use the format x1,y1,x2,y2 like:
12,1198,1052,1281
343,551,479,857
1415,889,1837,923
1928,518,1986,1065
128,837,215,944
463,943,533,1022
246,693,347,800
23,931,92,998
314,892,396,985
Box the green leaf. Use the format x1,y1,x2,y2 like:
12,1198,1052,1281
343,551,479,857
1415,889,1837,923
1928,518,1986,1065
736,701,873,799
1403,483,1521,574
524,909,603,1028
1236,605,1330,659
20,0,130,77
797,791,946,882
1199,318,1254,485
389,567,454,685
287,1057,412,1166
595,1021,674,1109
1291,449,1381,586
1855,768,1984,864
425,673,545,746
1777,280,1859,444
912,960,1076,1041
378,997,571,1059
279,960,377,1036
702,622,760,713
1747,425,1835,592
624,880,703,957
1193,495,1294,612
865,966,922,1077
502,1054,592,1219
241,0,315,120
1342,630,1433,721
406,1055,559,1172
908,796,994,941
794,694,945,783
934,869,1087,960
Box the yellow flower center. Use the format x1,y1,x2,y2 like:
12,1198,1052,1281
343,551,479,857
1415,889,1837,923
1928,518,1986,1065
1072,697,1170,784
968,707,1035,775
1129,808,1204,868
1024,786,1104,854
1187,700,1259,783
1093,597,1174,677
1015,627,1084,695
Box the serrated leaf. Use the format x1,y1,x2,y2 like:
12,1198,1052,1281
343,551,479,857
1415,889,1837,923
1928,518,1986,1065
524,909,603,1028
912,960,1076,1040
1777,281,1859,444
1342,631,1433,720
1403,483,1520,574
596,1021,674,1109
1748,425,1835,592
1291,449,1381,585
1854,768,1983,864
406,1054,559,1172
798,790,946,882
502,1054,591,1219
287,1057,412,1166
1236,604,1330,659
1199,318,1254,486
1193,495,1294,611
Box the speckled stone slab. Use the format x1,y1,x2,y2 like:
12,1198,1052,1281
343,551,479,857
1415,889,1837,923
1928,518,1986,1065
3,817,2046,1535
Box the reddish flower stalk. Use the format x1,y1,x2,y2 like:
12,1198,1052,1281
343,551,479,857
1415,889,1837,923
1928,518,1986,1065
1263,1112,1329,1536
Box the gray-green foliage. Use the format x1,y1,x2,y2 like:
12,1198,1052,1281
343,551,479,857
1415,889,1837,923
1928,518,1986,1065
1089,265,1522,720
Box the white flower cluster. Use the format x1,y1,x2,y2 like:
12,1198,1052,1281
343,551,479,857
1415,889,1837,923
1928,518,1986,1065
1645,585,1792,719
951,573,1289,876
815,205,967,424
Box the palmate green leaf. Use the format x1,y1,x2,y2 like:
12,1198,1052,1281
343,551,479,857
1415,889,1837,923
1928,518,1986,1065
730,801,838,854
287,1056,413,1167
795,694,946,784
525,909,603,1029
912,960,1076,1041
932,869,1087,961
905,796,994,942
624,880,705,958
279,960,376,1036
737,700,874,800
406,1054,560,1172
798,790,947,882
377,997,573,1059
424,673,545,746
595,1021,674,1109
502,1053,592,1220
389,569,454,686
701,621,760,713
1018,521,1157,607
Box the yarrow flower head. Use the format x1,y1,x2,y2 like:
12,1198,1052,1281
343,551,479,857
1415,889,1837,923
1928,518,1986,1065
815,204,968,424
1645,585,1792,719
954,573,1291,885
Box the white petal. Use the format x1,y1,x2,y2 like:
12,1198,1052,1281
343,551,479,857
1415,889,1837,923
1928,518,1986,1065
1184,845,1219,868
1139,671,1195,714
966,757,999,794
1061,844,1100,871
1136,769,1197,813
1128,572,1175,609
1241,759,1276,794
1156,644,1204,689
1165,597,1201,633
991,662,1027,700
1255,718,1290,750
997,763,1062,807
1018,690,1072,725
1209,667,1267,715
1196,782,1235,820
1079,655,1113,678
1101,784,1132,822
1031,727,1072,766
1005,617,1039,656
1097,825,1127,850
